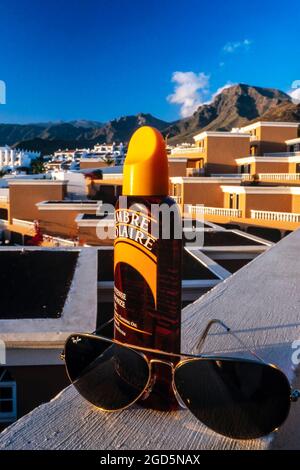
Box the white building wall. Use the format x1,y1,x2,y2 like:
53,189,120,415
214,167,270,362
0,146,41,170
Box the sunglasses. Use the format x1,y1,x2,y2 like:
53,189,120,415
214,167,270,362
61,319,299,440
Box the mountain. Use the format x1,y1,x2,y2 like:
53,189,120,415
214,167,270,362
255,100,300,122
82,113,169,144
164,84,293,143
0,120,102,147
0,84,298,154
3,113,169,154
68,120,103,129
0,124,46,146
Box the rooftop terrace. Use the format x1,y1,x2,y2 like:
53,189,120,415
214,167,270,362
1,229,300,449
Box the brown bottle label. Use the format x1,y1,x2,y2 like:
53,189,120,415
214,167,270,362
113,197,182,410
114,207,158,341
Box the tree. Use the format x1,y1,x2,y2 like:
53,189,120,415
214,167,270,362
30,157,45,174
102,155,114,166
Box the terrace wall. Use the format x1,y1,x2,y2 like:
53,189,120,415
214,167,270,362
9,182,67,222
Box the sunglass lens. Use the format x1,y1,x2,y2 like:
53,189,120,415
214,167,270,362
174,358,291,439
65,335,150,411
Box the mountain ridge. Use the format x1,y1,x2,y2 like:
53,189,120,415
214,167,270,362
0,84,299,154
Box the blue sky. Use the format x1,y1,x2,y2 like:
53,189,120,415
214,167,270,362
0,0,299,124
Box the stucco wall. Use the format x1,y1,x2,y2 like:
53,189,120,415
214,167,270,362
183,182,226,207
39,208,97,237
245,193,292,217
168,160,187,177
9,183,67,222
255,161,290,173
206,136,250,174
257,126,299,154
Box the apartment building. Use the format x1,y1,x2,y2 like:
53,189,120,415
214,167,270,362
286,137,300,153
239,121,299,155
236,155,300,183
1,120,300,246
193,131,250,174
171,132,250,174
0,147,40,170
170,176,242,208
187,184,300,234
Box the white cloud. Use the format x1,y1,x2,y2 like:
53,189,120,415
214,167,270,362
223,39,252,54
167,71,210,118
288,81,300,104
210,82,236,102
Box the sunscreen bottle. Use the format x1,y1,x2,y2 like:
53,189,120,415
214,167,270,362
114,126,182,410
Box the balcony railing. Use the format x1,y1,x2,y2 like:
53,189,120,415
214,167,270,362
172,195,182,204
187,205,242,218
241,173,300,182
258,173,300,181
171,147,205,155
251,210,300,223
0,188,9,203
263,151,300,157
186,168,205,177
240,173,252,180
11,218,35,229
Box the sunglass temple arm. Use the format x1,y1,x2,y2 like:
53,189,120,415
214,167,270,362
196,319,265,364
196,319,300,402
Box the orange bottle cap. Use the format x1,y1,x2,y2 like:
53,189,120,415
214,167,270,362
122,126,169,196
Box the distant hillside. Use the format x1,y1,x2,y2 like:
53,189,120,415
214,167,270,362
83,113,169,144
164,84,293,143
1,84,299,154
1,114,169,155
254,101,300,123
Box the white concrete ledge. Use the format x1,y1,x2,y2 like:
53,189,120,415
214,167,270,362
0,247,98,347
1,230,300,450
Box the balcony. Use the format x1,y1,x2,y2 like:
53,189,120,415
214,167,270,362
171,146,205,155
264,151,300,157
251,210,300,223
240,173,252,181
11,218,35,230
186,168,205,177
0,219,9,227
257,173,300,182
172,195,182,204
0,188,9,203
188,205,242,218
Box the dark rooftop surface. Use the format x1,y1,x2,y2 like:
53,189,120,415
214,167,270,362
98,248,218,281
203,231,262,246
0,250,79,319
81,213,114,220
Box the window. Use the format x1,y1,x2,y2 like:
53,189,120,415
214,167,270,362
229,194,234,209
0,380,17,423
173,184,181,197
0,208,8,221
